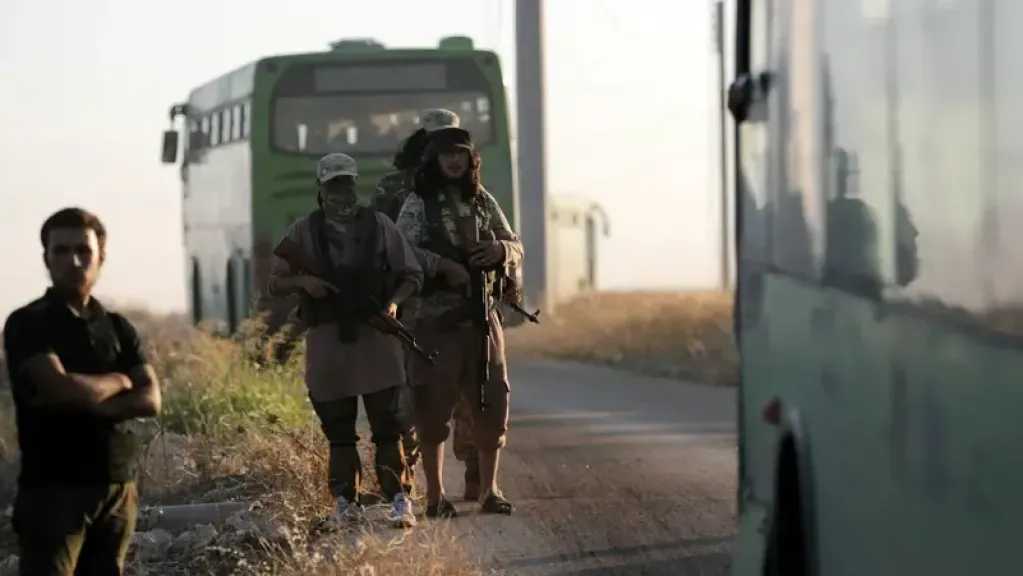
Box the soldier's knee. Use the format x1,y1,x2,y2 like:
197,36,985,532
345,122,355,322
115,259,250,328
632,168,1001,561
319,422,358,446
471,373,509,451
369,423,402,444
472,426,507,451
415,419,451,447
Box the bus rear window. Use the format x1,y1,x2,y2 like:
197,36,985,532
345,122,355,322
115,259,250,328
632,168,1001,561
273,92,493,155
271,59,495,156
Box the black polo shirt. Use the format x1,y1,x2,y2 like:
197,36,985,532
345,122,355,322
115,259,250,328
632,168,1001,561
3,289,147,487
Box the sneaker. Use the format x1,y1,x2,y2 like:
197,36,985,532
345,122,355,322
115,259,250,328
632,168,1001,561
389,493,417,529
334,495,366,525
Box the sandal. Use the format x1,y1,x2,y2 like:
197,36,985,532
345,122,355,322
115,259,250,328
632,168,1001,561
480,490,514,515
425,497,457,519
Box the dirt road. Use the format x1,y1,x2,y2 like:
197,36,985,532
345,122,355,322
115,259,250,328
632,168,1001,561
439,358,738,575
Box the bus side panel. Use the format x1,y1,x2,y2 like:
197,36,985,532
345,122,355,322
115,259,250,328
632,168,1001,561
736,0,1023,572
748,273,1023,576
183,140,253,330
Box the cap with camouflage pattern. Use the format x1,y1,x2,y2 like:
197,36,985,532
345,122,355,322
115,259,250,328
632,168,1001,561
316,153,358,183
420,108,460,133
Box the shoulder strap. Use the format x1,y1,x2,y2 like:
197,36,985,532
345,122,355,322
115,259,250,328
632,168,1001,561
309,209,336,279
422,192,466,263
310,208,382,272
356,207,380,270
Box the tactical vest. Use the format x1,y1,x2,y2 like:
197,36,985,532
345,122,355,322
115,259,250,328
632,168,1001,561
301,208,392,341
420,190,499,298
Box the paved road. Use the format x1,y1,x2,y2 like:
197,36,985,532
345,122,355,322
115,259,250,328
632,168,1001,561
440,358,738,575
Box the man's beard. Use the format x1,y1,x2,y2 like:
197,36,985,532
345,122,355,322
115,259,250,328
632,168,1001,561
444,170,466,183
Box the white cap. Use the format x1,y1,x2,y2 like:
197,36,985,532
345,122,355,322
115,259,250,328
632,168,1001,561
420,108,460,133
316,153,358,183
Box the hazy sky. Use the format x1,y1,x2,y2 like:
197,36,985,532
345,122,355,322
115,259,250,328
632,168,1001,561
0,0,723,318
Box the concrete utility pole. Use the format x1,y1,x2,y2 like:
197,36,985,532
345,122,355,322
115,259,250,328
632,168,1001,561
715,0,731,290
515,0,550,311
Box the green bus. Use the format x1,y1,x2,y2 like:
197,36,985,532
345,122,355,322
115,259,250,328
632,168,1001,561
161,37,514,331
726,0,1023,573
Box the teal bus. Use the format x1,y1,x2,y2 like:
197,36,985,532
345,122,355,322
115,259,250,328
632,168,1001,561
726,0,1023,573
161,37,514,331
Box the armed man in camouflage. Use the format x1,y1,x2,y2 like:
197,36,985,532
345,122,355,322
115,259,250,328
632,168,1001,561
267,153,420,529
396,125,523,517
377,109,485,501
375,108,462,222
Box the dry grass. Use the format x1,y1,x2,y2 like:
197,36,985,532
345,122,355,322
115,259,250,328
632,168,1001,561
132,421,480,576
0,311,482,575
506,291,738,386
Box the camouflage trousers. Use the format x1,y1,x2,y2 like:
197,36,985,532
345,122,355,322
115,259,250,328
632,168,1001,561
398,383,477,467
411,315,510,452
397,301,477,472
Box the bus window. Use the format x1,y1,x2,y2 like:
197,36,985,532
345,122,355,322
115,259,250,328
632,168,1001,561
477,97,491,122
762,0,829,284
187,119,201,150
232,105,242,141
222,109,232,143
881,0,1023,337
275,92,493,155
211,113,220,146
272,61,494,156
813,0,899,297
983,1,1023,334
201,116,210,145
242,102,251,138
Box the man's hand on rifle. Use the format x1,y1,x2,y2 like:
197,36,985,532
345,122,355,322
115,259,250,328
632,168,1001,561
469,240,506,268
384,301,399,319
300,276,339,299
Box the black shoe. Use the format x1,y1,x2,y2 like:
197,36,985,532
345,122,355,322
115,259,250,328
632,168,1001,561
425,497,457,519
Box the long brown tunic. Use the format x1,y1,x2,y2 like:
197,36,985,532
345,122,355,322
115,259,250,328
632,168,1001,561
269,211,422,402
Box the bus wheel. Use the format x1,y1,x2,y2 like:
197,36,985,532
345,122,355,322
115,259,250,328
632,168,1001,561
763,434,810,576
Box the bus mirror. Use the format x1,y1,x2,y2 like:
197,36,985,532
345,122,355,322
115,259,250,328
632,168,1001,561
162,130,179,164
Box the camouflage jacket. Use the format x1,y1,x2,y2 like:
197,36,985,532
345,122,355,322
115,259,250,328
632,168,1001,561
395,185,524,323
373,170,413,222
